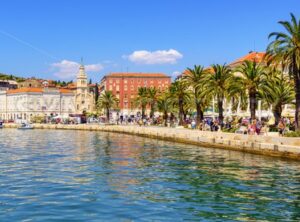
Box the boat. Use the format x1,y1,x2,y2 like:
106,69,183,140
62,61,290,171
18,123,34,130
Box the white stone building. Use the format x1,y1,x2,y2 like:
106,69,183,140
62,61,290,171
0,88,75,121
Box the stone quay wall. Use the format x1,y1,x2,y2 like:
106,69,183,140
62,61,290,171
4,124,300,160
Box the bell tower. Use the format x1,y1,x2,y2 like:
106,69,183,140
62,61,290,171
76,59,88,113
76,59,88,89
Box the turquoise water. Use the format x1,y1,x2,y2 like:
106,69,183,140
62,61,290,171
1,129,300,221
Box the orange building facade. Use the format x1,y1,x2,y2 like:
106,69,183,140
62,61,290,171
99,73,171,113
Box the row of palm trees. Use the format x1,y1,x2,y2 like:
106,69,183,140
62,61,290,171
97,13,300,131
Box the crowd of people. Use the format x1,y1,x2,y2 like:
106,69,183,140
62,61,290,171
111,113,294,137
25,111,295,137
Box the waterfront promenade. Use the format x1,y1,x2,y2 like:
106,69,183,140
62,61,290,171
4,123,300,160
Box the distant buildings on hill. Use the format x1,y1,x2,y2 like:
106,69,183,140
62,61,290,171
0,64,95,122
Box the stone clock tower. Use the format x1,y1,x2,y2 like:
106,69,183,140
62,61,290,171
75,63,95,114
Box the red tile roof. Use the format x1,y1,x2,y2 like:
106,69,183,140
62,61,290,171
59,89,74,94
7,87,73,94
106,72,170,78
7,87,43,94
230,52,266,67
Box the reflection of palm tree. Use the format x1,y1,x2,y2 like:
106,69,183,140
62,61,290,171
266,13,300,131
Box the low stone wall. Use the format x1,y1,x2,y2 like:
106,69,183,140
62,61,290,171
4,124,300,160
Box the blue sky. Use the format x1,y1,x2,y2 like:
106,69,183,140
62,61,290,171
0,0,299,82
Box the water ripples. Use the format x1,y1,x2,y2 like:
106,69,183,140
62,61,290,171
1,129,300,221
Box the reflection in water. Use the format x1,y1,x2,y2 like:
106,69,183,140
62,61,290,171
1,129,300,221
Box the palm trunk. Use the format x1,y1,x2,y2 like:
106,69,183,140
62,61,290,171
294,69,300,131
273,103,282,126
196,103,203,125
164,111,168,127
150,102,155,118
142,105,146,119
178,97,184,125
217,96,224,124
106,107,110,123
249,91,257,121
200,109,204,122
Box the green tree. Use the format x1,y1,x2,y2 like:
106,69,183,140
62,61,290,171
169,80,190,125
205,64,232,124
147,87,160,119
266,13,300,131
135,87,149,119
261,70,294,125
97,91,119,122
157,93,173,126
235,61,266,120
183,65,209,125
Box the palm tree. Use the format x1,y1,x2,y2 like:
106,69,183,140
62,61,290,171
205,64,232,124
261,70,294,125
147,87,160,118
235,60,266,120
183,65,209,125
169,80,190,125
135,87,148,119
266,13,300,131
97,91,119,122
157,93,173,126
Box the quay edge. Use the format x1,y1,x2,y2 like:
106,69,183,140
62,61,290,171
3,124,300,160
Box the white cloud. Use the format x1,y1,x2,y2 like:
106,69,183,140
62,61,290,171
172,71,182,77
51,60,103,79
125,49,183,65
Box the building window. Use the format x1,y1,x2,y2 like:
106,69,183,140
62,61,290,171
116,85,120,91
116,79,120,83
130,85,134,91
124,94,127,99
124,80,127,84
124,85,128,91
109,79,113,83
109,85,113,91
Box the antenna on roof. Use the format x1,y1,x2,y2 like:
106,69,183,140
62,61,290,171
80,57,84,65
126,67,129,73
